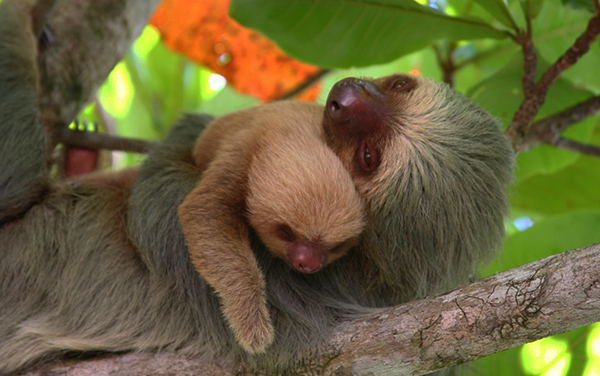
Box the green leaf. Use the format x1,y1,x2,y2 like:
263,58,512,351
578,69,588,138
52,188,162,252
464,346,523,376
562,0,596,12
230,0,507,68
486,210,600,276
143,41,186,128
195,86,259,117
511,155,600,215
520,0,544,19
473,0,517,28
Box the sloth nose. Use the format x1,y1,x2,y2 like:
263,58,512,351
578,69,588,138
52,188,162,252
325,77,385,135
295,262,321,274
328,78,360,117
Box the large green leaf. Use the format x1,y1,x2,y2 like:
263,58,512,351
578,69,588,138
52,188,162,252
562,0,597,12
486,210,600,276
511,155,600,215
195,86,259,117
520,0,544,20
230,0,507,68
473,0,517,28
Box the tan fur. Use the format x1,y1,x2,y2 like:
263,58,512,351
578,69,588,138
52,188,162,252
178,102,365,353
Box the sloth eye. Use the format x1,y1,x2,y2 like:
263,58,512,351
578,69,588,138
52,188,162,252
363,146,372,166
358,140,378,173
277,224,295,242
390,77,416,92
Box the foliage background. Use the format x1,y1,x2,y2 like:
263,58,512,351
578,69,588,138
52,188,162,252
84,0,600,374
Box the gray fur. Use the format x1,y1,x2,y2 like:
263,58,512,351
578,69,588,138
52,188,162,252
0,7,48,223
359,77,515,301
0,1,514,374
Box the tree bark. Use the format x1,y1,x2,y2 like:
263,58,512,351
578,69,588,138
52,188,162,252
25,243,600,375
321,242,600,375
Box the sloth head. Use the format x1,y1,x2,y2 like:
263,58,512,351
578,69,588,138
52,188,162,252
323,74,515,299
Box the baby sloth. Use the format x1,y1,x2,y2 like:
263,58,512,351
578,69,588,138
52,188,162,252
178,101,366,354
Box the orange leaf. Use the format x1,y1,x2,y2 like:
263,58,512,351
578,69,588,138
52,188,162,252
150,0,321,102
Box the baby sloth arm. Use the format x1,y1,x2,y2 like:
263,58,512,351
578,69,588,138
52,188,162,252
179,102,365,354
178,141,272,354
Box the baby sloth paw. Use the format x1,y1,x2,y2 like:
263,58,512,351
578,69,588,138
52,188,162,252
224,297,274,354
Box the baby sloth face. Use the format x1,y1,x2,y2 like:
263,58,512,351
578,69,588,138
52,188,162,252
246,125,365,274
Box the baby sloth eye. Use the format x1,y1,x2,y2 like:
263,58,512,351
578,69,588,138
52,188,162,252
277,224,296,242
330,242,346,254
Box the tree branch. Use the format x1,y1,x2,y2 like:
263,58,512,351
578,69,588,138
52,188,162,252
273,69,330,101
321,243,600,374
434,43,456,87
519,31,536,98
56,126,157,154
552,138,600,157
521,95,600,151
25,243,600,375
506,9,600,151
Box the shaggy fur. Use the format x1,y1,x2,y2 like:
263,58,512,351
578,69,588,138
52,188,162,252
323,74,515,301
0,1,514,374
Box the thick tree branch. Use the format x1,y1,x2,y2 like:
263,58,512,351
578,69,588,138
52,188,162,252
506,9,600,151
26,243,600,376
321,243,600,374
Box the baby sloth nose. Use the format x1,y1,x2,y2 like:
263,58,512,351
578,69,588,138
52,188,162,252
287,241,326,274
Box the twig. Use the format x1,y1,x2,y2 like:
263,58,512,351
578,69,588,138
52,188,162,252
519,21,536,97
552,138,600,157
434,43,456,87
521,95,600,150
56,126,157,153
273,69,330,101
506,10,600,151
